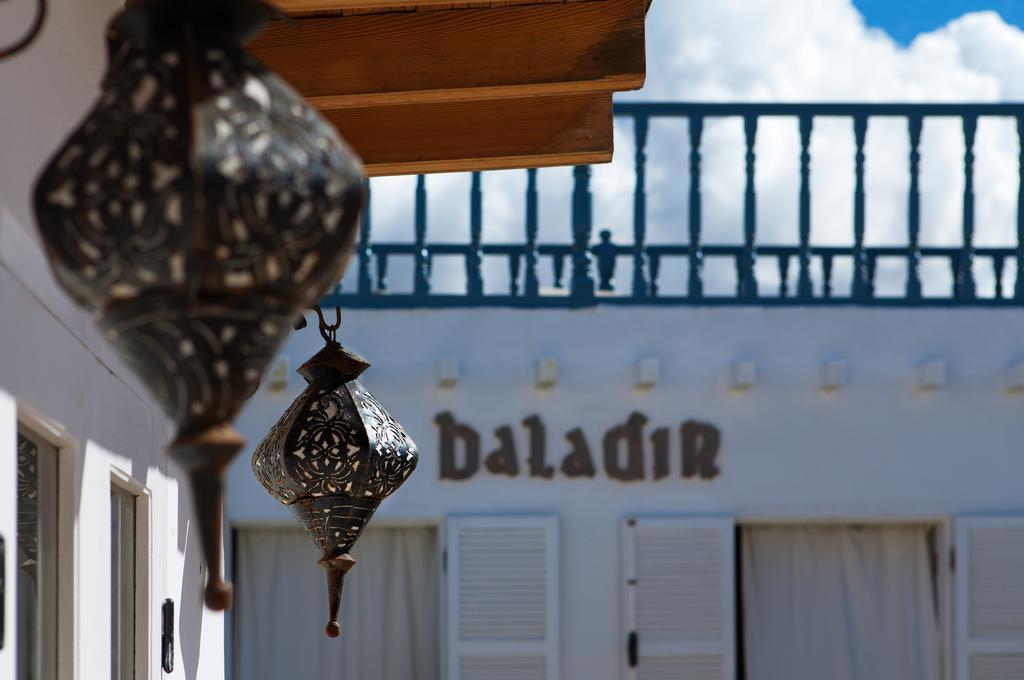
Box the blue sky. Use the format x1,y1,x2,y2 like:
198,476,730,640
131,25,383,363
854,0,1023,42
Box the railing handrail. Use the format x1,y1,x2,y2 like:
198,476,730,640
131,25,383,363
358,242,1020,256
324,101,1024,309
614,102,1024,117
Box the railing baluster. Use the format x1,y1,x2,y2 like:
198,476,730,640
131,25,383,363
570,165,595,304
797,114,813,300
852,114,869,300
688,115,705,299
509,253,521,296
633,115,650,298
649,253,661,297
822,253,834,299
525,168,540,298
413,174,430,296
906,115,923,299
867,252,878,298
596,230,616,292
949,254,958,296
358,177,373,296
553,253,565,289
958,114,978,300
739,114,759,298
778,253,790,298
376,252,389,292
467,171,484,297
1016,115,1024,301
994,254,1006,300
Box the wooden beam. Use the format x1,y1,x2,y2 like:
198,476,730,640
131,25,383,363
249,0,646,107
328,93,613,176
270,0,590,17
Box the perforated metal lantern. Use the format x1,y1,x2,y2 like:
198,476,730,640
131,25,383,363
31,0,364,609
252,339,418,637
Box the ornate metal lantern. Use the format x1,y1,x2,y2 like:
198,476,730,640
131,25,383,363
252,311,418,637
31,0,364,609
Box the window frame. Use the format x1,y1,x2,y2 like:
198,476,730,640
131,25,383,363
109,468,151,680
620,515,953,680
736,516,952,680
14,403,76,680
228,516,445,680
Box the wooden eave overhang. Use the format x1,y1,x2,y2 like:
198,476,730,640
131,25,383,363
249,0,648,175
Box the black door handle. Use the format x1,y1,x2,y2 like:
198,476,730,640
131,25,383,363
627,630,638,668
161,599,175,673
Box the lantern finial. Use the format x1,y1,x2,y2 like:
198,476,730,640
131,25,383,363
171,423,245,609
319,552,357,637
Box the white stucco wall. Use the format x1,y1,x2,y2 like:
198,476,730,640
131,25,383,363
229,305,1024,680
0,2,225,678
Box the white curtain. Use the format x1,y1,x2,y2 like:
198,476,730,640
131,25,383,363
742,525,941,680
236,527,439,680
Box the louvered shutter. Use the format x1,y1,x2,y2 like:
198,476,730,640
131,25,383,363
623,516,735,680
446,516,559,680
0,391,15,677
956,517,1024,680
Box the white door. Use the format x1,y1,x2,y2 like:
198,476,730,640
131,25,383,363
446,515,559,680
0,390,16,679
623,516,735,680
955,517,1024,680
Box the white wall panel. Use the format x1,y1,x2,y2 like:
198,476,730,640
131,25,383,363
231,302,1024,680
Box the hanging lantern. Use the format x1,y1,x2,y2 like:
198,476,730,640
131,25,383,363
31,0,364,609
251,310,418,637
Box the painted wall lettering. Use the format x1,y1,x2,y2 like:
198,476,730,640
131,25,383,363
485,425,518,476
435,411,480,480
651,427,670,480
523,414,554,478
681,419,720,479
561,428,596,478
436,412,721,482
603,412,647,481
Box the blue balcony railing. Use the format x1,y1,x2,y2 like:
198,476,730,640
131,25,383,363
323,102,1024,308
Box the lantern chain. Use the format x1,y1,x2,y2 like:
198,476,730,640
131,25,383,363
312,305,342,344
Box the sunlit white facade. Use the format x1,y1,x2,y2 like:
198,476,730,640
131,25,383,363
229,305,1024,680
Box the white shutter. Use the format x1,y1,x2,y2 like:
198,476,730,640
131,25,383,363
0,390,16,678
446,516,559,680
956,517,1024,680
623,516,735,680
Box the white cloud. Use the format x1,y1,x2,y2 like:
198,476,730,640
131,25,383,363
631,2,1019,102
351,1,1024,299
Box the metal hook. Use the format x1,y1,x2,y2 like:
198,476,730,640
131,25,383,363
311,305,342,343
0,0,47,61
